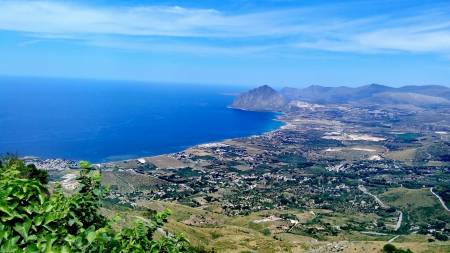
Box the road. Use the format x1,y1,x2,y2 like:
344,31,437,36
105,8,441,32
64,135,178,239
388,235,400,243
430,187,450,212
359,185,403,231
361,231,388,236
358,185,389,209
394,211,403,231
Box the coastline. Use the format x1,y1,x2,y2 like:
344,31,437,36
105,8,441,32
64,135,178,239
99,111,286,166
22,110,287,169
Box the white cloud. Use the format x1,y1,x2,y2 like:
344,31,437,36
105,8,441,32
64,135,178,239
0,1,309,38
356,29,450,53
1,0,450,55
294,9,450,55
87,37,279,56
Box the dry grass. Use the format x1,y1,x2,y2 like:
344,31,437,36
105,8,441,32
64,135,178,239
386,148,417,163
103,200,450,252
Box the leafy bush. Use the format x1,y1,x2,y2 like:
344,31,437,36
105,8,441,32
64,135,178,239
210,231,222,240
0,158,48,184
262,228,271,236
434,232,448,241
383,244,397,253
0,158,195,252
383,243,413,253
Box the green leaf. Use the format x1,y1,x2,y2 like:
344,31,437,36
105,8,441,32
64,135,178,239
86,231,96,243
0,235,20,252
0,202,13,214
38,192,46,205
24,244,40,253
13,219,31,241
44,213,58,225
61,245,71,253
79,161,91,170
33,216,44,226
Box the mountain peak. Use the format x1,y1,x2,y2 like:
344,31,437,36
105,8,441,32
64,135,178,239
230,85,285,111
367,83,387,88
254,85,276,92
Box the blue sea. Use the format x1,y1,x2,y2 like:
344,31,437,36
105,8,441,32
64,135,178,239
0,77,282,162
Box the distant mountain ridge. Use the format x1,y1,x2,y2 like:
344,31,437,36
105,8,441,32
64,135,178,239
281,84,450,104
360,92,450,106
231,84,450,111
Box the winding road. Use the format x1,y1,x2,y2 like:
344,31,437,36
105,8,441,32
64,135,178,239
394,211,403,231
430,187,450,212
358,185,389,209
358,185,402,231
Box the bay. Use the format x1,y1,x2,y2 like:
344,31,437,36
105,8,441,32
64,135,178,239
0,77,282,162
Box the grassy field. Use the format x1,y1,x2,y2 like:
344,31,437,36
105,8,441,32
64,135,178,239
380,187,450,228
386,148,417,163
102,200,450,252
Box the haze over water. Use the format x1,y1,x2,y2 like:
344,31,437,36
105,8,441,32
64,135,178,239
0,77,282,162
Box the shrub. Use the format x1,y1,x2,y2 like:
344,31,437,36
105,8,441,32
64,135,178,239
0,157,48,184
0,158,195,252
383,243,413,253
262,228,271,236
210,231,222,239
434,232,448,241
383,244,397,253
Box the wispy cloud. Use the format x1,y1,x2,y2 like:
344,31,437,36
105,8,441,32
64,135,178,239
295,9,450,54
0,1,309,38
86,37,280,56
1,0,450,55
17,39,42,47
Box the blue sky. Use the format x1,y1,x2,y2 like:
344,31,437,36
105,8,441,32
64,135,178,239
0,0,450,87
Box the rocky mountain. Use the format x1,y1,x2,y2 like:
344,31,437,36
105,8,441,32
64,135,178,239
230,85,286,111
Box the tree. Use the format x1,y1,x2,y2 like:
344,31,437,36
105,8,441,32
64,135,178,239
0,158,195,252
383,244,397,253
383,243,413,253
434,232,448,241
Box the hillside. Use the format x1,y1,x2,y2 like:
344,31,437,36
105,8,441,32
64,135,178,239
278,84,450,107
110,200,450,253
380,188,450,229
230,85,286,111
359,92,450,107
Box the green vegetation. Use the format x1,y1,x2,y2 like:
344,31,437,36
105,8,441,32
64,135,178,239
426,143,450,162
0,158,49,185
412,143,450,164
209,231,222,240
261,228,271,236
176,167,201,178
380,188,450,231
275,153,313,167
383,243,413,253
191,155,215,161
395,133,419,143
0,158,194,252
434,232,448,241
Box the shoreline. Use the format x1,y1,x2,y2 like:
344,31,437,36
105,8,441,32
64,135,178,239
99,111,287,166
21,110,287,168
